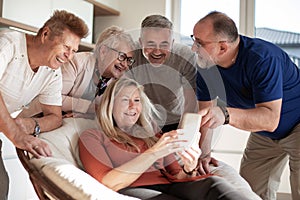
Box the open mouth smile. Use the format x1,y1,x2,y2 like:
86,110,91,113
124,111,138,117
56,57,65,64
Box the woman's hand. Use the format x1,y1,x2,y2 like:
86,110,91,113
178,146,201,172
145,130,185,159
177,131,201,172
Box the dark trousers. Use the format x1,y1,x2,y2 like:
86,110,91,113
0,140,9,200
119,176,249,200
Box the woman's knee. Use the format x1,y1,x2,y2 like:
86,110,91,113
204,176,247,200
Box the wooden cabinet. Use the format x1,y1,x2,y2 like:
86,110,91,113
84,0,120,16
0,0,120,51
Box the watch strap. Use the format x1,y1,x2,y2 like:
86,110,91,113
219,106,230,125
31,118,41,137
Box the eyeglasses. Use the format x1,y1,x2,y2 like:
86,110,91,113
190,35,226,49
106,46,135,67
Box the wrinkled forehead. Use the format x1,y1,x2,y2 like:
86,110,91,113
140,27,173,41
54,30,80,52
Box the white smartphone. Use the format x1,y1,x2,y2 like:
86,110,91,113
177,113,202,148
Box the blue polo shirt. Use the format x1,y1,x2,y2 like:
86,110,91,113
197,35,300,139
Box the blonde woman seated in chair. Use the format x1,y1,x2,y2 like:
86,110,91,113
78,78,254,200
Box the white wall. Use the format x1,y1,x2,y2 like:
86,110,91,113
2,0,94,43
94,0,168,42
94,0,120,11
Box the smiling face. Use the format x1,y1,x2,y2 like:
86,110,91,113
101,41,134,78
112,85,142,131
42,28,81,69
140,28,174,66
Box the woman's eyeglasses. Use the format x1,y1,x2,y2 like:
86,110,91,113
106,46,135,67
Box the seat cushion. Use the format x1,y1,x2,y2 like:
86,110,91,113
39,117,98,169
31,157,138,200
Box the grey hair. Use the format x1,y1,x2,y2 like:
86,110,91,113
141,14,173,29
94,26,135,60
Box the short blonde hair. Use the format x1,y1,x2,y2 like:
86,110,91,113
97,78,159,152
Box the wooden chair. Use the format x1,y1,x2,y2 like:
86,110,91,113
15,118,139,200
16,148,75,200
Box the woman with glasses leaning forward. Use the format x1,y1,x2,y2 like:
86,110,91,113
61,26,136,119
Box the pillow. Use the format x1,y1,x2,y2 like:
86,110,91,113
31,157,139,200
39,117,98,168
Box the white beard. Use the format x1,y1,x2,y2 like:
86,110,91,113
196,54,216,69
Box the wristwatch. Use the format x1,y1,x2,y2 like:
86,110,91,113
32,118,41,137
219,106,230,125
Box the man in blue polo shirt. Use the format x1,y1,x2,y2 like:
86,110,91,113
192,11,300,200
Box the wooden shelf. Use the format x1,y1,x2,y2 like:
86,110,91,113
0,0,119,50
84,0,120,16
0,17,94,51
0,17,38,33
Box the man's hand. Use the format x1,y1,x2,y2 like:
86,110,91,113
13,133,52,158
62,111,95,119
199,106,225,129
197,154,219,175
14,117,35,135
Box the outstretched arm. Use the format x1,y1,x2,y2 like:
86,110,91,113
199,99,282,132
15,103,62,134
80,130,185,191
197,100,219,175
0,94,51,158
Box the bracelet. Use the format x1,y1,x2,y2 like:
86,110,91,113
182,165,196,176
219,106,230,125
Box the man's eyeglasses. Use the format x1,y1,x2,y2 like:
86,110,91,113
106,46,135,67
190,35,227,49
